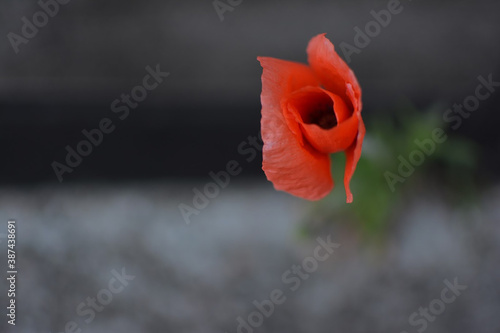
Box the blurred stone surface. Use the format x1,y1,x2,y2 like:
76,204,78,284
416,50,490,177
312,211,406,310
0,181,498,333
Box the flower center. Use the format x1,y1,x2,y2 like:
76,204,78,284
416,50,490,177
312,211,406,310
304,107,338,129
293,90,338,130
283,87,348,150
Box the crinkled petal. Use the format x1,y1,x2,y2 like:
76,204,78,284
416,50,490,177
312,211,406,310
343,83,365,203
258,56,333,200
307,33,362,110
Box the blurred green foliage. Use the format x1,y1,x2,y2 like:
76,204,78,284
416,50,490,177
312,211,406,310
301,102,478,240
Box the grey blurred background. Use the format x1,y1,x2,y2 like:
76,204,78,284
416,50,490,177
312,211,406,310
0,0,499,183
1,0,500,332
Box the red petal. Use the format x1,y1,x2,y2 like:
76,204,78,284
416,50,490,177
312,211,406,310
343,83,365,203
307,33,362,110
258,56,333,200
301,114,359,154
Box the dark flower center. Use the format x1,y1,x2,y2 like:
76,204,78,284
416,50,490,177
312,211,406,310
304,107,338,129
298,94,337,129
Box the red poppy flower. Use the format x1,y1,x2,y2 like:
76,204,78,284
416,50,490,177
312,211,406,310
257,33,365,203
